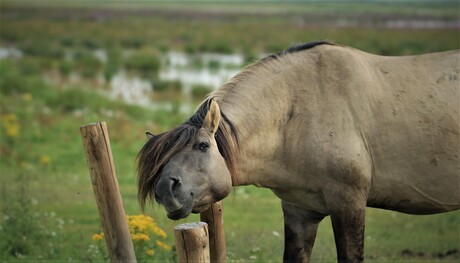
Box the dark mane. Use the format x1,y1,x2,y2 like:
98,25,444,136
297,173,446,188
136,98,239,209
264,40,334,61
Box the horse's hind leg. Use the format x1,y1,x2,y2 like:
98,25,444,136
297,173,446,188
282,201,326,263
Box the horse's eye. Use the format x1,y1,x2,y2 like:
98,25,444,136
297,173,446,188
196,142,209,152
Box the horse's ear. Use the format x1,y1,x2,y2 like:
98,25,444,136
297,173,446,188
203,99,221,135
145,131,155,139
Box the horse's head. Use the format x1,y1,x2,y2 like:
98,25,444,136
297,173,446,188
137,100,237,220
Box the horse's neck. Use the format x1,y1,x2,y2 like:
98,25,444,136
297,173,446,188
214,58,300,187
217,58,298,129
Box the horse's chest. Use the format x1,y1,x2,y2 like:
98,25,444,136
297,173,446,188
271,188,328,214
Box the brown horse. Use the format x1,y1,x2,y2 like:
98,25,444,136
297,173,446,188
137,42,459,262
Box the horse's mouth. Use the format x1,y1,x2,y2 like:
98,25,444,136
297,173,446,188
192,204,211,214
164,199,211,219
166,199,193,220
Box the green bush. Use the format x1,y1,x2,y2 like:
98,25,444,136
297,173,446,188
197,42,234,54
208,59,221,70
58,60,73,77
0,61,21,95
210,42,233,54
185,44,198,54
154,80,182,93
124,52,161,76
59,36,75,47
191,84,212,100
266,43,285,54
1,173,43,257
42,88,111,114
0,60,46,95
73,50,103,79
81,38,101,49
17,57,45,75
121,38,145,49
157,44,170,53
243,51,259,66
18,41,64,59
104,62,118,82
190,56,204,69
0,28,24,43
104,48,122,81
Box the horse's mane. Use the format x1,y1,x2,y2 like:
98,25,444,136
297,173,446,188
136,98,239,209
260,40,335,63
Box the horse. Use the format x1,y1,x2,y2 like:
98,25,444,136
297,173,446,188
137,41,459,262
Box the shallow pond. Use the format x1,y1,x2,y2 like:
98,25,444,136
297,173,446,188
111,51,246,113
0,47,248,113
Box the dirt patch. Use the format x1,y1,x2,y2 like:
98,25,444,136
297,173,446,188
402,248,459,260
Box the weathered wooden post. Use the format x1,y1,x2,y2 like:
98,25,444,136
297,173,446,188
80,122,137,263
174,222,210,263
200,201,227,262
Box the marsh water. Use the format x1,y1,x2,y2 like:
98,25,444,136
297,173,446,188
0,47,246,113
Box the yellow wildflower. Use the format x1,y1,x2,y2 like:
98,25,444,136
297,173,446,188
2,114,17,122
1,114,20,139
155,240,172,251
131,233,150,242
126,214,167,239
20,161,28,169
22,93,32,102
39,155,51,165
127,214,151,233
92,233,104,241
151,223,167,239
92,215,171,258
6,125,20,138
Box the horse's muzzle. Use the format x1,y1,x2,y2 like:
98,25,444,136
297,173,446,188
155,176,193,220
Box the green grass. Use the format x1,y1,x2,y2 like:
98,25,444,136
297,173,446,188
3,0,459,19
0,1,459,262
1,2,458,57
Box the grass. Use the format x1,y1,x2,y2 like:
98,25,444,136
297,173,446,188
0,1,459,262
1,2,458,57
4,0,459,19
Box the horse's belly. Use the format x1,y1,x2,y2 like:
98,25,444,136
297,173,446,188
271,188,329,214
367,168,460,214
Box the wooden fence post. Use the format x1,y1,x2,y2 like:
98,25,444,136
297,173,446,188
200,201,227,262
80,122,137,263
174,222,210,263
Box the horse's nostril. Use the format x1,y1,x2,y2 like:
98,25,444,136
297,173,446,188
171,177,182,193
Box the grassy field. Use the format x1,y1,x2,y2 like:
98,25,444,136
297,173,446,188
1,1,459,262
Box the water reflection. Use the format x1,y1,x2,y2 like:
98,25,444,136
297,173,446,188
110,51,244,112
0,47,245,113
159,52,243,96
109,71,152,107
0,47,22,59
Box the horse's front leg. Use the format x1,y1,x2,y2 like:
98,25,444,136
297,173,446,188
325,183,367,262
324,146,371,262
330,205,366,263
282,201,326,263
